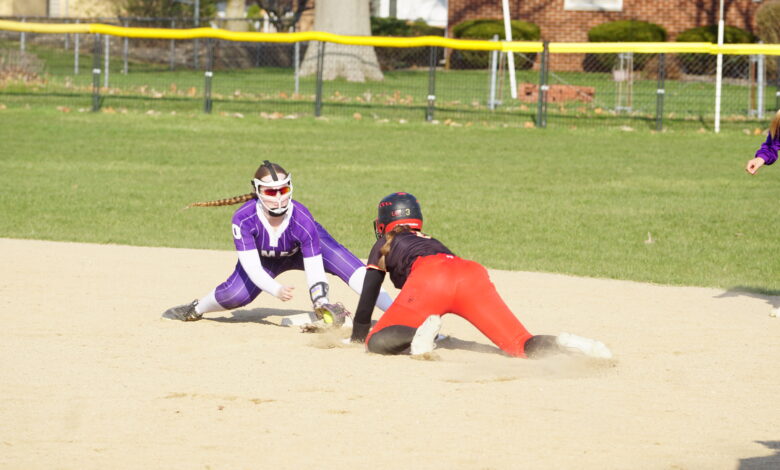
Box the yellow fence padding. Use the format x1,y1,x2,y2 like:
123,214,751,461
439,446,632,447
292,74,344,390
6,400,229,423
0,19,90,34
2,19,780,55
549,42,713,54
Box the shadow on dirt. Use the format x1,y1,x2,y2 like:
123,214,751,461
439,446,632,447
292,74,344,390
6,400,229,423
738,441,780,470
715,286,780,310
205,307,311,326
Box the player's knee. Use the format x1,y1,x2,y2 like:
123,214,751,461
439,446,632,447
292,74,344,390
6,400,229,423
523,334,559,359
367,325,416,355
217,297,248,310
216,287,258,310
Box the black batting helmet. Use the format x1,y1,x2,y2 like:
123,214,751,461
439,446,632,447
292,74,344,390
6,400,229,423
374,192,423,239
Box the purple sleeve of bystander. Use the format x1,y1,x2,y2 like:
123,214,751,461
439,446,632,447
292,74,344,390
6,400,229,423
755,132,779,165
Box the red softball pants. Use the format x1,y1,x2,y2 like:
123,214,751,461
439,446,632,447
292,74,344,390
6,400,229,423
366,253,533,357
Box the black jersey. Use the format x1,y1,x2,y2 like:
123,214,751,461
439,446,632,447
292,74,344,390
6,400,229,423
366,231,454,288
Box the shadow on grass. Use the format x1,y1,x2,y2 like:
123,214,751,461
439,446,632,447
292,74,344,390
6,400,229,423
738,441,780,470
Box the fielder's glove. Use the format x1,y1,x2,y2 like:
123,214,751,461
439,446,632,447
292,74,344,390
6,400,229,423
314,302,352,328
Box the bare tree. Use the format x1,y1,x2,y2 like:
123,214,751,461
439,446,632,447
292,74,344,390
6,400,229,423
117,0,216,20
251,0,311,32
299,0,383,82
756,0,780,43
691,0,738,26
689,0,760,35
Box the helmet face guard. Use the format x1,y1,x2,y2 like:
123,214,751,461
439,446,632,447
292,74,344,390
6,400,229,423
375,192,423,239
253,163,293,216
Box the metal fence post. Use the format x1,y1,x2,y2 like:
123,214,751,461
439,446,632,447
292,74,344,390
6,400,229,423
426,46,437,122
20,17,25,53
74,19,80,75
294,40,300,96
758,52,765,119
536,41,549,128
314,41,325,117
749,54,757,117
655,53,666,131
123,19,129,75
204,38,214,113
104,34,110,88
92,34,102,112
170,19,176,71
488,34,499,111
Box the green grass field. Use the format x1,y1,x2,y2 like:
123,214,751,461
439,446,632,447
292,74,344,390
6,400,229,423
1,105,778,293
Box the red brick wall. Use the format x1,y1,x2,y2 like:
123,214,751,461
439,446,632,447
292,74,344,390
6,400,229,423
448,0,763,70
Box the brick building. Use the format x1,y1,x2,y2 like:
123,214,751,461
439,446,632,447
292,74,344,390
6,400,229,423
448,0,765,70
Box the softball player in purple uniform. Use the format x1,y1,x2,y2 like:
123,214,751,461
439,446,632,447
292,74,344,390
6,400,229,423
746,109,780,175
162,161,393,322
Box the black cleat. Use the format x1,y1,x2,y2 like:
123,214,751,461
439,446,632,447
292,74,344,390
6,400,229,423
161,300,202,321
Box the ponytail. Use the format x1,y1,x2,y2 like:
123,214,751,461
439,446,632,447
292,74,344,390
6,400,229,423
377,225,415,270
186,192,257,208
186,162,289,208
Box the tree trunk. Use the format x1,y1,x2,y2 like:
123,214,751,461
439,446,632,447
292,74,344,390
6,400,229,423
225,0,248,32
300,0,383,82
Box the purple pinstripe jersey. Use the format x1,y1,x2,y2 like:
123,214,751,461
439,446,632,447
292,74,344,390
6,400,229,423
212,198,366,309
231,199,322,258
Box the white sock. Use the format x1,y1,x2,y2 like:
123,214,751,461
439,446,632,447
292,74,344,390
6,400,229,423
195,289,224,315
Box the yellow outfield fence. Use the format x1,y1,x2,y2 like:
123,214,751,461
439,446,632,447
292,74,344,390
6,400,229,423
1,18,779,131
1,19,780,55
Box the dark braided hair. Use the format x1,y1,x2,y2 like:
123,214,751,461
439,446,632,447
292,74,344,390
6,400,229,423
377,225,415,271
186,193,256,208
186,162,289,208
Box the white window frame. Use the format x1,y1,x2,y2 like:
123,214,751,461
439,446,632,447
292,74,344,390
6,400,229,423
564,0,623,12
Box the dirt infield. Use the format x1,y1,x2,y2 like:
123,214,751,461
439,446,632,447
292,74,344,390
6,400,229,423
1,237,779,469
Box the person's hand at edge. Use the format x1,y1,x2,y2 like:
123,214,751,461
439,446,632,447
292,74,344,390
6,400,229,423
746,157,765,175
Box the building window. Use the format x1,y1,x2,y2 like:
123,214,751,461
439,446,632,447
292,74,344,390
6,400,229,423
564,0,623,11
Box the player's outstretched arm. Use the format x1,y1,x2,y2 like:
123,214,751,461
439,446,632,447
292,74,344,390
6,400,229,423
350,268,386,343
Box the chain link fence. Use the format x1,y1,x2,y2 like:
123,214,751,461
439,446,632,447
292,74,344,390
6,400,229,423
539,47,775,130
1,17,777,131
